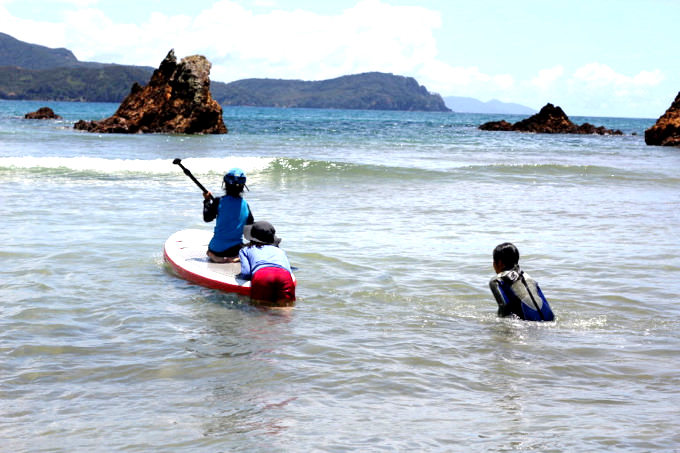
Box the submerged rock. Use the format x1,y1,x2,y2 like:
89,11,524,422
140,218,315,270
25,107,61,119
645,92,680,147
480,103,623,135
74,49,227,134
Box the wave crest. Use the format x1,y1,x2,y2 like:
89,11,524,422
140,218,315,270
0,156,276,176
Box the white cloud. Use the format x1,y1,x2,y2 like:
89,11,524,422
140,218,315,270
0,6,67,45
421,61,485,85
546,63,668,116
194,0,444,82
493,74,515,90
632,70,664,86
0,0,534,103
531,65,564,90
1,0,446,81
573,62,622,86
572,63,663,89
569,63,665,101
1,1,671,117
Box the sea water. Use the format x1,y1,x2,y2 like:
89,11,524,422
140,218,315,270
1,100,679,452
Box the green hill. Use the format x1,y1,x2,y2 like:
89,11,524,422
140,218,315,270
0,31,82,69
0,32,154,102
211,73,449,112
0,65,156,102
0,33,449,111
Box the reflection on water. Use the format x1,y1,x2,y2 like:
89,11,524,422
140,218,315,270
182,293,298,444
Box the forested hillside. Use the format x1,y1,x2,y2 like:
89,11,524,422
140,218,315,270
1,33,449,111
212,72,449,111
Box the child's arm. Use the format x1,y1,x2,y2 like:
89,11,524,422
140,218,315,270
489,278,512,317
203,196,219,222
238,248,252,279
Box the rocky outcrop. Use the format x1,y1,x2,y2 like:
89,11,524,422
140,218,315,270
645,92,680,147
25,107,61,119
74,50,227,134
480,103,623,135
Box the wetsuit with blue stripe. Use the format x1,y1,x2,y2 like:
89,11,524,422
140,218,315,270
489,266,555,321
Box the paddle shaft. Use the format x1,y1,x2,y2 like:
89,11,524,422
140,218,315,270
173,159,213,199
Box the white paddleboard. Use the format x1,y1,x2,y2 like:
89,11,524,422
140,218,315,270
164,229,251,295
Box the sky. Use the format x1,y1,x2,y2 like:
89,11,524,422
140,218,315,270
1,0,678,118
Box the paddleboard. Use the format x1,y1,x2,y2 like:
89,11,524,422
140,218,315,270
164,229,251,295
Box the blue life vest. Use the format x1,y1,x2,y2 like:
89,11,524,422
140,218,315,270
208,196,249,253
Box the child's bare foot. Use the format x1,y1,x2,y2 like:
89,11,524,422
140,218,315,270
207,250,237,263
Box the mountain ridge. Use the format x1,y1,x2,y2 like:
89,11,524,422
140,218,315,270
213,72,449,111
444,95,536,115
1,32,525,113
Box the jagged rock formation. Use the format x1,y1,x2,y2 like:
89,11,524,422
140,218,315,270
74,50,227,134
645,92,680,147
479,103,623,135
25,107,61,119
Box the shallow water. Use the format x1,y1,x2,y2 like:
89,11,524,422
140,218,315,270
1,100,679,452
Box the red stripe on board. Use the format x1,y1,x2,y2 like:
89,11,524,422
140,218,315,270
164,248,251,296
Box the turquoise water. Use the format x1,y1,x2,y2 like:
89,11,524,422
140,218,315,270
1,100,679,452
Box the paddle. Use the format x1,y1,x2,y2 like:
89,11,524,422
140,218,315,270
173,158,213,199
173,159,299,271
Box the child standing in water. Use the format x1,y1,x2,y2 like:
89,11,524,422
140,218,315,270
239,221,296,307
203,168,254,263
489,242,555,321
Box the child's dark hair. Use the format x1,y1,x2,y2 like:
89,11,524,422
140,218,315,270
224,185,244,197
493,242,519,270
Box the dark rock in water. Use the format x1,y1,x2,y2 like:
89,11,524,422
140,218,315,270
511,104,577,133
479,103,623,135
645,91,680,147
25,107,61,119
477,120,513,132
74,49,227,134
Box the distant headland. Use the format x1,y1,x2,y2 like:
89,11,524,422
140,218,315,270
443,96,536,115
3,31,680,145
0,32,447,112
212,73,448,112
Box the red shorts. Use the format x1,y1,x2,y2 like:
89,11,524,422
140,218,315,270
251,266,296,306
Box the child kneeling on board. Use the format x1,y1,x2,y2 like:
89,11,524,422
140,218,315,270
239,221,296,307
203,168,254,263
489,242,555,321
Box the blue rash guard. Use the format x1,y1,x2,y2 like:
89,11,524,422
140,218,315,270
238,244,292,279
203,195,253,254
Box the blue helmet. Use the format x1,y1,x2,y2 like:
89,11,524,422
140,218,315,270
223,168,246,186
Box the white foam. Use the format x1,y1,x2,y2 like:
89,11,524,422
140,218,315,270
0,156,275,175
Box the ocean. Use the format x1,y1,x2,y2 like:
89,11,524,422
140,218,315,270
1,99,679,452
